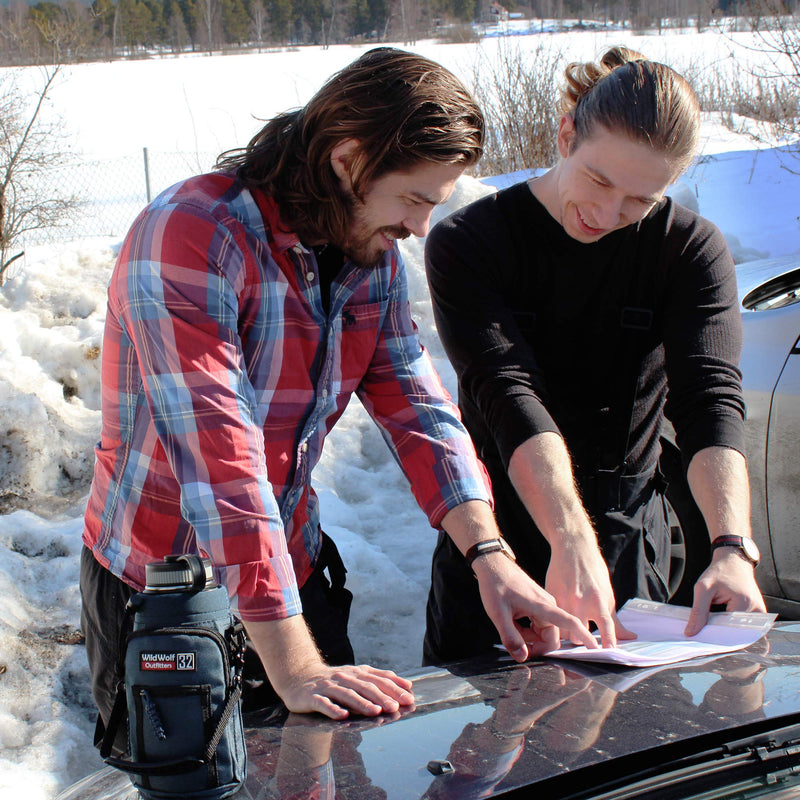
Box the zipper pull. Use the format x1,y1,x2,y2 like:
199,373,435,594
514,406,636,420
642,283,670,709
140,689,167,741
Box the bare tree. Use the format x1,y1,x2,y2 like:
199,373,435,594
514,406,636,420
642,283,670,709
322,0,338,48
701,4,800,162
29,0,93,63
0,67,78,283
249,0,270,50
200,0,221,53
0,1,44,66
743,0,800,142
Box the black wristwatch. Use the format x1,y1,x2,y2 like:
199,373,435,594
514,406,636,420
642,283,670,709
710,534,760,567
465,538,516,571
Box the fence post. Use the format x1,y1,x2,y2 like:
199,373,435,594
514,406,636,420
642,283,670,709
143,147,152,203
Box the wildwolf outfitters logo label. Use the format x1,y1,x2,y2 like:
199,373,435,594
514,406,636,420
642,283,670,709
140,652,196,671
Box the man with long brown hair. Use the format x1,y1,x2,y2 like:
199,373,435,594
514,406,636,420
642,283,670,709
81,48,597,735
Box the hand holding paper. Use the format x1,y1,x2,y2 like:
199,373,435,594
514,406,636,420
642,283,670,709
545,598,776,668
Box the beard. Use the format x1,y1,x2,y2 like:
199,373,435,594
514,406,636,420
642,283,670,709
342,224,411,269
336,194,411,269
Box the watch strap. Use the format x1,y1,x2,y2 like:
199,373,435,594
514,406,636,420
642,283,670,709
464,538,516,569
710,534,759,566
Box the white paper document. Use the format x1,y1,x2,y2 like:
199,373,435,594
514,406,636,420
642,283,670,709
546,598,777,668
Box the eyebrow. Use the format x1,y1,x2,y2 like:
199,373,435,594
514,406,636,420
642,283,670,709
587,166,661,205
409,189,447,206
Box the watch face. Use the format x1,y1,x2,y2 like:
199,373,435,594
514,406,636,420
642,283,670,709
742,537,760,563
500,539,516,561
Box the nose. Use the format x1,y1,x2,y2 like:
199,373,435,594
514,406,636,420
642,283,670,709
593,196,624,230
403,206,435,238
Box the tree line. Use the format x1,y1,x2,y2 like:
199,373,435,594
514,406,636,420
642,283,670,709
6,0,795,66
0,0,492,63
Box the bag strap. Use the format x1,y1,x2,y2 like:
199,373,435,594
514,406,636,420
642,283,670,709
319,530,347,591
99,595,141,759
605,221,668,482
203,622,247,763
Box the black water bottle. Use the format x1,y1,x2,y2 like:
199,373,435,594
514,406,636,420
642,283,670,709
103,554,247,800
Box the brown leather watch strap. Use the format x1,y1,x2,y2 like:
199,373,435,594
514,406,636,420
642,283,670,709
464,538,516,569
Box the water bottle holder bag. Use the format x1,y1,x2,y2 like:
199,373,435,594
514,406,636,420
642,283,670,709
101,612,247,800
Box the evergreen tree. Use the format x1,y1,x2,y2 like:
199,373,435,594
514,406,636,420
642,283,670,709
143,0,167,45
165,0,191,51
292,0,324,42
268,0,292,41
369,0,389,35
116,0,156,51
449,0,475,21
178,0,201,49
223,0,250,42
350,0,370,34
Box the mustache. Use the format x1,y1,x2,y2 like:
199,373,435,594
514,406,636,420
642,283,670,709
382,226,411,241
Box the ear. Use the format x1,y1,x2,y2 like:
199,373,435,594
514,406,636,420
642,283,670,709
330,138,361,188
556,115,576,159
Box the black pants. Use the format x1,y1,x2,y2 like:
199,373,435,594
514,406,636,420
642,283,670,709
80,532,354,749
423,465,671,666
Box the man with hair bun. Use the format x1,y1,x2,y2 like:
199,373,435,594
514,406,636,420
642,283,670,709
81,47,598,741
424,46,766,665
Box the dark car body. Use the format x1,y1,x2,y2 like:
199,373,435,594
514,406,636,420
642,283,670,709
57,622,800,800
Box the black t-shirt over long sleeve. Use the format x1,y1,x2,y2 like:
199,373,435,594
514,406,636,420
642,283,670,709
425,181,745,485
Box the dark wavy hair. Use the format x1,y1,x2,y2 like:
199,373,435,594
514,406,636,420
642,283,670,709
560,46,700,177
216,47,484,245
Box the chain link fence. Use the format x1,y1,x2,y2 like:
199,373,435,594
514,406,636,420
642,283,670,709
21,149,221,247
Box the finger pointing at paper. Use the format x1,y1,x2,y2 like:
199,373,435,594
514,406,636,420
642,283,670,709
548,599,775,668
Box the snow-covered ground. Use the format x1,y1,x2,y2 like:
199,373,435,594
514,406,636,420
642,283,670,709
1,26,799,799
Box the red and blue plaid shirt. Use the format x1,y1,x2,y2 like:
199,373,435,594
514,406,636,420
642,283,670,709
83,172,491,621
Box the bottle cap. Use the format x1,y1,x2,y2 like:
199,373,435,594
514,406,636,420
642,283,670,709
145,555,215,592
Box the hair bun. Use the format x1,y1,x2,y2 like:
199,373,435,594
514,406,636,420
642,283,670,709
558,45,700,178
561,45,649,114
600,45,647,70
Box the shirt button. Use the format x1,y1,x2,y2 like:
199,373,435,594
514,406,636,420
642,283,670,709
300,442,308,453
306,271,315,282
321,389,328,398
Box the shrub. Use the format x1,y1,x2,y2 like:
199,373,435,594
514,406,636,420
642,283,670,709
0,67,78,283
470,40,564,178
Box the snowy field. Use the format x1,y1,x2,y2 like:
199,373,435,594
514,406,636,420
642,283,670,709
1,26,799,799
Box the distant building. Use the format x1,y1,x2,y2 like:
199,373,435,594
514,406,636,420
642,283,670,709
482,1,509,23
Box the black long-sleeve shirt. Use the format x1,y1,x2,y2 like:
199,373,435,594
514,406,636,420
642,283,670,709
425,181,745,482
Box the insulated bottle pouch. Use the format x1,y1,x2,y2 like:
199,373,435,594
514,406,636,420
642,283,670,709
100,555,248,800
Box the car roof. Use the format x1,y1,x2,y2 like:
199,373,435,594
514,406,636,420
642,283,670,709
57,622,800,800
